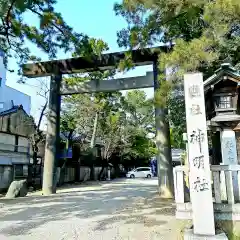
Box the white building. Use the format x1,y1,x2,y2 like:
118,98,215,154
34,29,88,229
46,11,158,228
0,50,31,114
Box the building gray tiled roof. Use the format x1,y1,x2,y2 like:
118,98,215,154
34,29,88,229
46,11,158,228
204,63,240,92
0,105,26,116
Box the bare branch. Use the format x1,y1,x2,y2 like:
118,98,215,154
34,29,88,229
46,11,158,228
6,0,17,29
37,100,48,131
0,17,11,46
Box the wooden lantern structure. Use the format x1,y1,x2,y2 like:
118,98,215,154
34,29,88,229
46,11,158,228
174,63,240,226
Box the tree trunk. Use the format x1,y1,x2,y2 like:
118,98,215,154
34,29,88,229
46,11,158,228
39,157,43,186
75,157,81,182
98,165,105,180
98,158,108,180
90,112,99,180
32,151,38,176
32,151,38,189
27,146,38,189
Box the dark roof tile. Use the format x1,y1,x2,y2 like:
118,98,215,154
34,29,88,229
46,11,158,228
0,105,26,116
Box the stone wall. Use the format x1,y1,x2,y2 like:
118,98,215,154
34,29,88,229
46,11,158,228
79,167,90,181
61,166,114,182
39,166,115,186
0,165,116,192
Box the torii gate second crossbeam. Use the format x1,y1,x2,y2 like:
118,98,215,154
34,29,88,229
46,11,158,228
22,47,174,198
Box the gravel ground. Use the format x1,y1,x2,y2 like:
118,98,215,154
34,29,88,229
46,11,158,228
0,178,179,240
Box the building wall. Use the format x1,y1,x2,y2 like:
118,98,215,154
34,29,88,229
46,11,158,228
0,165,13,191
0,132,30,168
0,152,30,165
18,136,29,154
0,53,31,115
0,150,29,192
0,132,15,145
3,87,31,115
0,133,15,151
0,164,29,192
0,133,30,153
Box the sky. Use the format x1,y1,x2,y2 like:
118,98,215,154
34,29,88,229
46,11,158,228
5,0,154,122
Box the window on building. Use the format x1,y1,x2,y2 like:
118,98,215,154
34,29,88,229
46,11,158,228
14,135,19,152
0,77,2,87
96,147,101,157
23,165,28,176
14,165,23,178
0,102,4,109
215,96,233,109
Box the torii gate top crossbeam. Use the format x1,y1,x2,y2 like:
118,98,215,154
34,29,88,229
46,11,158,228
22,46,169,78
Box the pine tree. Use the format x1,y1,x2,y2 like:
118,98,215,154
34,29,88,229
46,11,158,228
0,0,103,73
115,0,240,104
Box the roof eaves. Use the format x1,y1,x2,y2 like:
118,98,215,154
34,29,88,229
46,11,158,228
204,64,240,92
0,106,18,116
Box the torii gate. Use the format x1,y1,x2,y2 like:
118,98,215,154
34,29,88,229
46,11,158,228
22,47,174,197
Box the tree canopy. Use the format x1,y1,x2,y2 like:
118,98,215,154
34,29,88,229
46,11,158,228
119,90,156,159
61,89,157,167
114,0,240,104
167,95,186,149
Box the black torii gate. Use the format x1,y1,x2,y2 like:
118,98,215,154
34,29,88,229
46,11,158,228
22,47,174,197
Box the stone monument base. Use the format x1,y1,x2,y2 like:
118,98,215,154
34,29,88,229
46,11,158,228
184,229,228,240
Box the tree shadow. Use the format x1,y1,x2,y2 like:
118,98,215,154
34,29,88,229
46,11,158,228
93,192,176,232
0,179,176,238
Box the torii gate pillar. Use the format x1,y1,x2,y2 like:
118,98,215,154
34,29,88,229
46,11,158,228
22,47,174,197
153,61,174,198
42,74,62,195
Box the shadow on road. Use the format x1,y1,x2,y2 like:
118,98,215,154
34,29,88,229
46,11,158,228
0,179,176,238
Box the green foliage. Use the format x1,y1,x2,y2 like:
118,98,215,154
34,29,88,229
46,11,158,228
118,90,157,159
118,51,135,72
0,0,104,73
123,133,157,159
167,94,186,149
154,80,173,108
61,35,156,163
62,91,124,160
121,90,154,130
61,88,156,163
114,0,240,106
60,108,77,139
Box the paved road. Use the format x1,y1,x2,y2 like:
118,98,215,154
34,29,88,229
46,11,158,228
0,178,178,240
